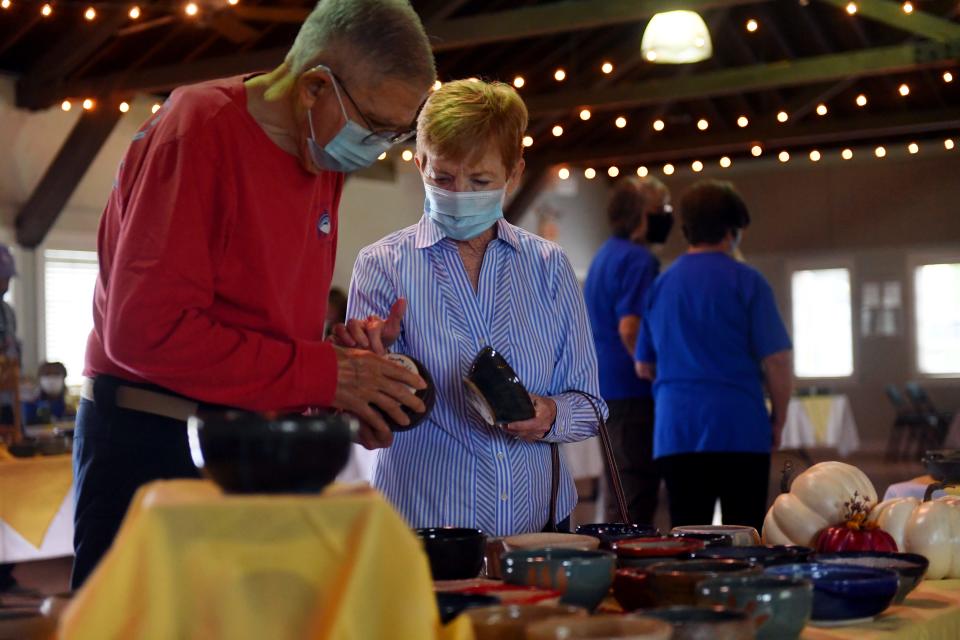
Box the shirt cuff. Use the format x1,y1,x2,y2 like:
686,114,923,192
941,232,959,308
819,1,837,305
543,394,572,443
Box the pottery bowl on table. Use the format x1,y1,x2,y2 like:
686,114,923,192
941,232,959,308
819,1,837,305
669,531,734,548
576,523,660,548
465,604,586,640
435,592,499,624
645,606,755,640
526,614,674,640
378,353,436,431
610,536,705,569
922,449,960,483
503,532,600,552
187,411,356,493
670,525,760,547
813,551,929,604
614,559,760,610
765,562,899,622
416,527,486,581
690,545,813,567
501,548,616,611
696,574,813,640
434,579,562,606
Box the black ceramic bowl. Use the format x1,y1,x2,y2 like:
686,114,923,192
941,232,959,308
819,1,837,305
923,450,960,483
187,411,356,493
576,523,660,548
669,531,734,548
464,346,534,425
378,353,436,432
691,545,814,567
813,551,929,604
417,527,486,581
435,592,499,624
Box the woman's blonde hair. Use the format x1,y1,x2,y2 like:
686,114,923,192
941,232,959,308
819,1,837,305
416,79,528,172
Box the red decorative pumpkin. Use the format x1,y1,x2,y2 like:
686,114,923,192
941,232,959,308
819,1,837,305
815,491,899,553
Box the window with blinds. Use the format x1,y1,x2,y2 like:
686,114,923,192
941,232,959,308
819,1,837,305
915,262,960,376
791,267,855,379
44,250,99,386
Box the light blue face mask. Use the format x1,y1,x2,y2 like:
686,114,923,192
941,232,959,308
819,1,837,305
306,67,392,173
424,183,506,240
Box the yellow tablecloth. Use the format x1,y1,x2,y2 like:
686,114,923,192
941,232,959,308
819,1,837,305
59,479,472,640
802,579,960,639
802,396,833,444
0,452,73,547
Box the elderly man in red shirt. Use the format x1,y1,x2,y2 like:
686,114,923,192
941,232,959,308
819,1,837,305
73,0,436,588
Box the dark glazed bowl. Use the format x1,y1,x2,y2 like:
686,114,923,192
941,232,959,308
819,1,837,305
187,411,356,493
615,559,760,610
611,536,705,569
765,562,899,621
378,353,436,432
813,551,929,604
576,523,660,548
435,592,499,624
417,527,486,581
922,449,960,483
690,545,814,567
464,346,534,425
669,531,734,548
645,606,755,640
500,548,616,611
697,574,813,640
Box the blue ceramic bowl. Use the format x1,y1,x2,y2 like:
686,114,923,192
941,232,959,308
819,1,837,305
697,574,813,640
765,562,898,621
813,551,929,604
690,545,814,567
576,523,660,548
500,548,616,611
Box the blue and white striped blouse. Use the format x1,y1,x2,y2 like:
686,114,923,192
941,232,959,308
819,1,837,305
347,216,606,536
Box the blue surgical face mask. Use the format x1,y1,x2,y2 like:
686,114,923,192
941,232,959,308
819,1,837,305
423,183,505,240
306,67,391,173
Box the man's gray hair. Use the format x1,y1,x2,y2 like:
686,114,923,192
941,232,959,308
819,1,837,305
287,0,436,85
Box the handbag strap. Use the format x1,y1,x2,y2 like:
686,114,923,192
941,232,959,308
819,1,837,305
547,390,631,528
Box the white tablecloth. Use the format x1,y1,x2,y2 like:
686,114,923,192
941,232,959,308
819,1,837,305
779,395,860,457
883,476,958,501
0,486,74,563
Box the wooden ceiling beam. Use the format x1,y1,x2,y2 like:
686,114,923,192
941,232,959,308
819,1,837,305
525,39,960,117
818,0,960,42
14,102,125,248
534,106,960,166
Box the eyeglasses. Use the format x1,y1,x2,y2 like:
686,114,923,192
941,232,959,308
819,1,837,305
311,64,417,146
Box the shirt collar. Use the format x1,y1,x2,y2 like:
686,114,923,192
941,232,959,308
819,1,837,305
415,216,520,252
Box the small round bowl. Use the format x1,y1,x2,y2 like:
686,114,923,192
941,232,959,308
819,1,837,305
576,523,660,548
526,614,673,640
417,527,486,581
434,579,562,606
615,560,760,610
671,525,760,547
813,551,929,604
435,592,498,625
610,536,705,569
765,562,899,622
187,411,356,493
503,532,600,552
465,604,586,640
645,606,755,640
500,548,617,611
669,531,734,548
690,545,814,567
697,574,813,640
379,353,436,431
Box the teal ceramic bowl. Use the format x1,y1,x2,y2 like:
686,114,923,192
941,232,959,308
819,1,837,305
500,548,616,611
697,574,813,640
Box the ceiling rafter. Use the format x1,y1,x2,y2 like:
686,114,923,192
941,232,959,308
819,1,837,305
818,0,960,42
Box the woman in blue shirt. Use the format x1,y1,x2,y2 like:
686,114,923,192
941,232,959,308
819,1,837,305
338,79,604,535
636,180,793,532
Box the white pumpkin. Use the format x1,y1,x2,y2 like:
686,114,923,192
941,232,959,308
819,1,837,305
868,496,960,579
762,461,877,547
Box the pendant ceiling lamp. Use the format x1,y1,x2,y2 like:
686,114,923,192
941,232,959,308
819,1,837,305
641,10,713,64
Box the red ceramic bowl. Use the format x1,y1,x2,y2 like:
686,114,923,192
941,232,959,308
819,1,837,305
610,537,705,569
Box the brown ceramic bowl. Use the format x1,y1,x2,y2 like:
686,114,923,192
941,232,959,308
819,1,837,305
611,536,706,569
502,532,600,552
670,525,761,547
645,606,755,640
465,604,586,640
614,559,760,611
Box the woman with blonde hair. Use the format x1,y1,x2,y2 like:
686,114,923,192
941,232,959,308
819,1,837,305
336,79,604,534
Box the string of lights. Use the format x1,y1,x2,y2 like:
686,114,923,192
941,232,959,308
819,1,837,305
0,1,240,17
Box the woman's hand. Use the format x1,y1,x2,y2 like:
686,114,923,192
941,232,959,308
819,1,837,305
502,394,557,442
330,299,405,356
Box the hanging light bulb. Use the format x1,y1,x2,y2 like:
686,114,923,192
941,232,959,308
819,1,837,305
615,116,627,129
746,19,758,33
841,148,854,160
697,119,709,131
846,2,858,15
856,94,868,107
151,103,162,114
945,139,955,150
119,101,130,113
719,156,732,168
816,103,828,116
652,119,665,132
898,83,910,97
944,71,954,83
61,100,71,111
522,135,533,148
601,61,614,74
227,0,239,5
809,150,821,162
552,125,564,137
129,5,141,19
778,151,790,163
513,76,525,89
908,142,919,154
751,145,763,157
875,146,887,158
185,3,199,17
608,166,620,178
41,3,52,16
554,68,566,82
432,80,442,91
737,116,749,128
558,167,570,180
637,166,649,177
641,10,713,64
691,160,703,172
777,111,789,123
0,1,11,10
84,6,96,20
82,98,95,110
663,163,675,175
401,149,413,162
584,168,596,179
579,109,592,121
377,152,387,161
902,1,914,14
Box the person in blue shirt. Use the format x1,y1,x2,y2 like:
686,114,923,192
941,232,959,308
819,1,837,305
636,180,793,533
583,176,672,525
23,362,73,424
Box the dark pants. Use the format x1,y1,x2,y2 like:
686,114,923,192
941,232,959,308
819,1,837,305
604,397,659,526
71,378,200,589
658,452,770,533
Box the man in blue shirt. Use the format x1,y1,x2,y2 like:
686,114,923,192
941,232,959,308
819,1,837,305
584,177,672,525
636,180,793,533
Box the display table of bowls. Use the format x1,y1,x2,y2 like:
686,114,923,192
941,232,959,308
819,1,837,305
697,574,813,640
671,525,761,547
690,545,813,567
645,606,755,640
765,562,899,624
576,523,660,548
526,614,674,640
465,604,586,640
500,548,616,611
609,536,706,569
813,551,929,604
614,559,760,610
416,527,485,581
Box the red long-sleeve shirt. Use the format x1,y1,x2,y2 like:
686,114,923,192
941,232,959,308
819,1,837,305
84,76,342,412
